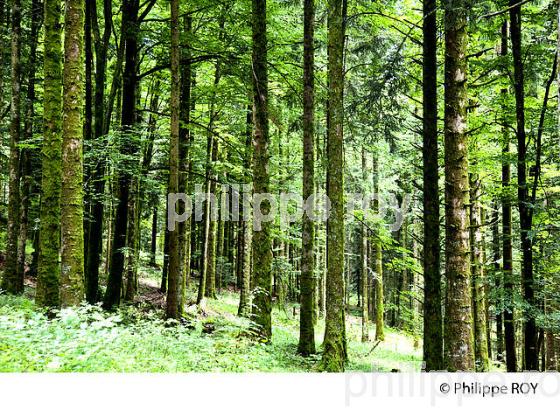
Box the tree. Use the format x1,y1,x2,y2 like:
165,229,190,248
509,0,538,370
2,0,22,294
358,148,369,343
250,0,273,341
17,0,42,285
500,20,517,372
103,0,140,309
443,0,474,371
422,0,443,371
238,105,253,317
85,0,113,304
321,0,347,372
60,0,85,305
469,172,489,371
372,152,384,342
36,0,63,308
166,0,182,320
179,15,193,307
298,0,316,356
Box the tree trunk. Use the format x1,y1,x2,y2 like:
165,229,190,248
17,0,41,285
103,0,139,309
166,0,182,319
150,205,157,266
196,123,212,304
422,0,443,371
443,0,474,371
499,20,517,372
250,0,273,341
360,148,369,343
179,15,193,302
85,0,112,304
60,0,85,305
2,0,22,294
470,173,489,371
161,223,169,292
124,179,139,302
492,203,504,362
545,329,557,370
205,138,219,299
509,1,538,370
298,0,316,356
372,153,384,342
37,0,65,304
321,0,347,372
238,105,253,317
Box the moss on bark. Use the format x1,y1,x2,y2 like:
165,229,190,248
60,0,86,306
36,0,63,308
321,0,347,372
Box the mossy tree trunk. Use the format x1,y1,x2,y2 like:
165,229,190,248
443,0,474,371
2,0,22,294
321,0,347,372
36,0,63,307
60,0,85,305
298,0,316,356
250,0,273,341
422,0,443,371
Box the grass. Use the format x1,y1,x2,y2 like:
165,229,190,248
0,275,422,372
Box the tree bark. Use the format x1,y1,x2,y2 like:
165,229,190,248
321,0,347,372
443,0,474,371
2,0,22,294
238,105,253,317
60,0,85,305
509,1,538,370
165,0,182,319
422,0,443,371
359,148,369,343
205,138,219,299
498,20,518,372
491,203,504,362
36,0,63,307
17,0,42,285
179,15,193,303
103,0,139,309
469,173,489,371
298,0,316,356
250,0,273,341
372,153,384,342
85,0,112,304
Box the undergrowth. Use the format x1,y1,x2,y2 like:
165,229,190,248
0,288,422,372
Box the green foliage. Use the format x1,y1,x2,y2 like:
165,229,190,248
0,289,422,372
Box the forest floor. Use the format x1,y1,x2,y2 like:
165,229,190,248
0,265,422,372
